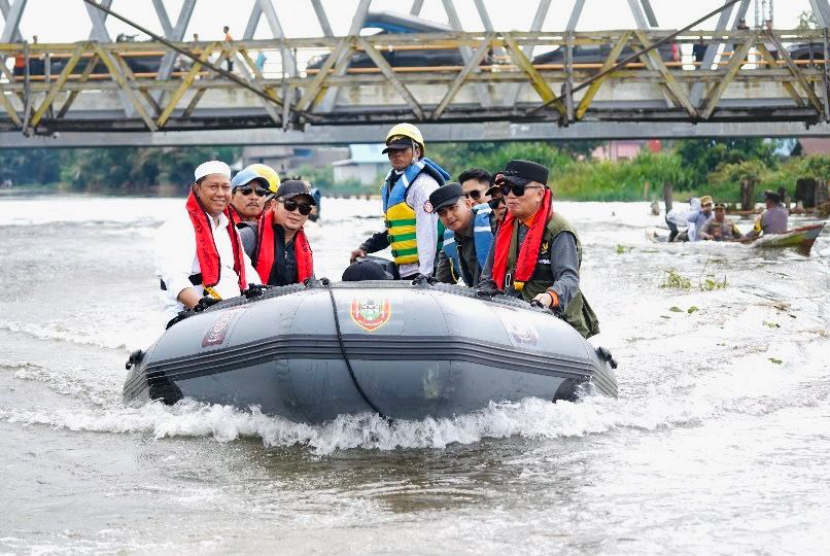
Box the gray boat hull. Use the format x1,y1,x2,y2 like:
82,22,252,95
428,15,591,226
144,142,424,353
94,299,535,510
124,281,617,423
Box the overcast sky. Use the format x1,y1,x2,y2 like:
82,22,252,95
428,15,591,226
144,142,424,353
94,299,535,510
5,0,820,42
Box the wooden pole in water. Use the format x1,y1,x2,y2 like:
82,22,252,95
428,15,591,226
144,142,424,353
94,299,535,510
740,178,755,211
663,181,673,213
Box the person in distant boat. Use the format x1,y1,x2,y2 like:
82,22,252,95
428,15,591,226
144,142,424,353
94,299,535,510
155,161,260,320
699,202,743,241
478,160,599,339
744,190,789,240
240,180,315,286
675,195,714,242
431,182,494,287
349,123,450,280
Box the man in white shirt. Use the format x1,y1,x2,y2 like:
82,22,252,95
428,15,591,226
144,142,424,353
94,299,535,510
349,123,450,279
155,160,260,320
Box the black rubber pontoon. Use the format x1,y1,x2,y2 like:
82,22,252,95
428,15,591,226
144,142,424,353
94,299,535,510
124,280,617,423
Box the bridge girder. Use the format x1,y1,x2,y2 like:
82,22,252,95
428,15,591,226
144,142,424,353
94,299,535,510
3,1,830,145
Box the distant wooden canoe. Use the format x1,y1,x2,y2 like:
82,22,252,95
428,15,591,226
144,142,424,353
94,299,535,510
646,222,826,256
751,223,826,256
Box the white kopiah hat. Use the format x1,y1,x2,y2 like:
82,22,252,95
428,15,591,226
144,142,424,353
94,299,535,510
194,160,231,181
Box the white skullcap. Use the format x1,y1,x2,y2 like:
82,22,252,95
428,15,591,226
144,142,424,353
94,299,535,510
194,160,231,181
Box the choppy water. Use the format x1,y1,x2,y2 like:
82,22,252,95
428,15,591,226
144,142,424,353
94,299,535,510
1,193,829,555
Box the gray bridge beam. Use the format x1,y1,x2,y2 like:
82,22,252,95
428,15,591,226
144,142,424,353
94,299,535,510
7,121,830,149
0,0,26,43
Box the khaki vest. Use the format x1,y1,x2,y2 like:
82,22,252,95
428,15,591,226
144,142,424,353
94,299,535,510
506,212,600,338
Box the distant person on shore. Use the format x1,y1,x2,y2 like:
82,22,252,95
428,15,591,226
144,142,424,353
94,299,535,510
699,202,743,241
674,195,714,242
349,123,449,280
431,182,494,286
744,190,789,240
478,160,600,339
155,161,260,321
240,180,315,286
223,26,234,71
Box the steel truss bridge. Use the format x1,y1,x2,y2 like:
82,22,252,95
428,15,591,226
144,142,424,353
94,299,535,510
5,0,830,146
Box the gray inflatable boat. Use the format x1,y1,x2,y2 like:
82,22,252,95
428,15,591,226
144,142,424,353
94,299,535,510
124,280,617,423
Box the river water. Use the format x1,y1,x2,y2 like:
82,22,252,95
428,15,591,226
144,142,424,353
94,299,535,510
1,193,828,555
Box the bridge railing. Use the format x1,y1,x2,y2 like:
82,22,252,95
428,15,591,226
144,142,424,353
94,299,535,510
1,28,829,134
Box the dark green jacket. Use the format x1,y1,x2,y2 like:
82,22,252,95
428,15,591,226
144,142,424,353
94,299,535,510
505,212,600,338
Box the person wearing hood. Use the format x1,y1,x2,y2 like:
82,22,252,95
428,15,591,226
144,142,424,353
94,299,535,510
155,161,260,320
240,179,315,286
478,160,599,339
349,123,450,279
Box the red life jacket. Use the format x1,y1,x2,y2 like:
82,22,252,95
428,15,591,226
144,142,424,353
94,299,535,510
491,187,552,291
255,210,313,285
185,191,247,293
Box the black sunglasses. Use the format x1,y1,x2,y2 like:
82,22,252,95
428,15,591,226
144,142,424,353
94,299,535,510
240,186,268,197
465,190,483,201
488,197,505,210
282,199,313,215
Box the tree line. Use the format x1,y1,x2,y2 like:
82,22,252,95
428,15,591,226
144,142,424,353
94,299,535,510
2,139,828,202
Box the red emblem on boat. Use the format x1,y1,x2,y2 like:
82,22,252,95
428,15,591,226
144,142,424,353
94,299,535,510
350,297,392,332
201,308,244,347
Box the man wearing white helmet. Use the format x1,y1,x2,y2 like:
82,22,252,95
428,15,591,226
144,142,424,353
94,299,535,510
154,160,260,322
350,123,450,279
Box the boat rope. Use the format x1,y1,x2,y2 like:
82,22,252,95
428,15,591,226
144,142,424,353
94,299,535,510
324,283,391,423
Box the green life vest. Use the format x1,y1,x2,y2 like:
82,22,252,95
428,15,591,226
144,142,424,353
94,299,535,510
506,212,600,339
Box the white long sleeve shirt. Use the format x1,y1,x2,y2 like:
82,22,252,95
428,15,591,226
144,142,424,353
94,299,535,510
155,209,260,318
399,172,440,278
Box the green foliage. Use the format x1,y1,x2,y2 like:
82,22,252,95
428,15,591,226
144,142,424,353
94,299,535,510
687,306,699,314
769,357,783,365
615,244,633,254
2,146,241,193
660,270,692,290
675,138,776,187
797,10,818,30
700,275,728,291
430,141,573,181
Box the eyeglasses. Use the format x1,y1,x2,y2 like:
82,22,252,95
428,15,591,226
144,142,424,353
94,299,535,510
499,182,541,197
240,186,268,197
281,199,313,216
465,190,483,201
488,196,505,210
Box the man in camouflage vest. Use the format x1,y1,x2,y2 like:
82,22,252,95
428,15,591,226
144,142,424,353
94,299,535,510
479,160,600,338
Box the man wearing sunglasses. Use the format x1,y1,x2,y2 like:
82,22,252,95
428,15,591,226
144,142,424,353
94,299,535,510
485,182,508,228
479,160,600,339
240,180,315,287
458,168,492,205
350,123,450,280
431,182,494,287
229,166,274,233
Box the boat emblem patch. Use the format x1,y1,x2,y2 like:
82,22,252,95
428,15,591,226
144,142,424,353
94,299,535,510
201,307,244,348
350,297,392,332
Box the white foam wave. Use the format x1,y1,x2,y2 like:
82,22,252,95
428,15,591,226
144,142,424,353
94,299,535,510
0,386,785,456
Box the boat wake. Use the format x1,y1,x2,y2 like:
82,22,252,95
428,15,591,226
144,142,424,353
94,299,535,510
5,380,825,456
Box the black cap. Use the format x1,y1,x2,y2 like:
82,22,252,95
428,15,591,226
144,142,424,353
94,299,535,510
342,260,392,281
498,160,549,187
381,137,416,155
764,189,781,203
275,180,316,205
428,182,464,213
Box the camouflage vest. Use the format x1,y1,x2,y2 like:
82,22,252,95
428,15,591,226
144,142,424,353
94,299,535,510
506,212,600,338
